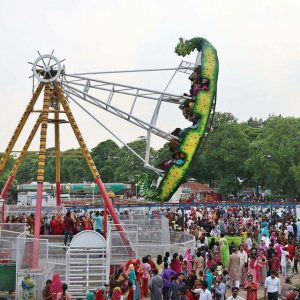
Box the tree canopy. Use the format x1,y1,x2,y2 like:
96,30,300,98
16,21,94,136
1,112,300,199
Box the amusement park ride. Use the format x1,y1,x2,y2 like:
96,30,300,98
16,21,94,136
0,37,219,265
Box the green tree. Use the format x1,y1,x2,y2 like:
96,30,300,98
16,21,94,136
91,140,120,182
246,116,300,197
187,113,249,193
0,154,16,190
115,137,157,182
15,152,38,183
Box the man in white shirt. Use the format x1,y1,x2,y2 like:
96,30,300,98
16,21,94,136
275,221,281,231
261,234,270,248
264,270,281,300
281,248,289,276
226,287,244,300
237,245,248,284
286,222,294,238
187,217,194,228
246,234,253,250
196,209,201,218
193,280,212,300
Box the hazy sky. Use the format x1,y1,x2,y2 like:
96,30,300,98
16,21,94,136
0,0,300,153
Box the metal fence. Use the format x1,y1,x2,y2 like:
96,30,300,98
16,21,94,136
121,215,170,244
16,235,49,299
169,231,196,256
119,216,195,259
5,205,66,217
0,223,26,232
0,224,27,263
110,223,138,264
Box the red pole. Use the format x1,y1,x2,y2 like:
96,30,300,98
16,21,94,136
32,182,43,269
95,178,122,233
1,202,3,224
95,178,134,257
1,175,14,223
103,201,107,238
56,182,61,206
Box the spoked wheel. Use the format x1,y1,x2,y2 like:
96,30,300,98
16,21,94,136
31,53,64,83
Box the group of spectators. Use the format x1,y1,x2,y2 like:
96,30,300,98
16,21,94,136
102,206,300,300
5,209,105,245
4,205,300,300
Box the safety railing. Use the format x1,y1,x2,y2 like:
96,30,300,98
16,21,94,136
110,223,138,264
0,224,27,263
117,216,195,259
16,236,49,300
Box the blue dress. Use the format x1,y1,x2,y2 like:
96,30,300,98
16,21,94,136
128,269,137,300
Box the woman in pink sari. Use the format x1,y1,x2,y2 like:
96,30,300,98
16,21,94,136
184,249,193,272
248,255,258,284
256,250,267,286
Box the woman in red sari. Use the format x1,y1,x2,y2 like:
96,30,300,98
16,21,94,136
206,253,216,270
82,216,93,230
170,253,181,273
52,216,63,235
50,216,56,235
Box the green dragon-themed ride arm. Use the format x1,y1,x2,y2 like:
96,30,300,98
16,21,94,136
143,37,219,201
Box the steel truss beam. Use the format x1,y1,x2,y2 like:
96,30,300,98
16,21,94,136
60,61,196,173
64,75,189,104
61,83,178,142
64,60,195,105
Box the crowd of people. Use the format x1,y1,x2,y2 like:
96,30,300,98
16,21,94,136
5,210,105,245
95,207,300,300
4,206,300,300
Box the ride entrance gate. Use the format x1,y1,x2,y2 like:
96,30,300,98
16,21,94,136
66,230,111,299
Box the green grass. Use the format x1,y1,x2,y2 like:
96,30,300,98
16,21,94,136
207,236,245,247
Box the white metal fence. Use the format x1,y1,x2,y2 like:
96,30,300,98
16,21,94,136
110,223,138,264
16,235,49,299
0,224,26,264
119,216,195,259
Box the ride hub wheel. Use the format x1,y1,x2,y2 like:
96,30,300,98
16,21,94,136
32,54,62,83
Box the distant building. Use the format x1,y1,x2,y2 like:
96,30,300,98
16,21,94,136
180,178,213,201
